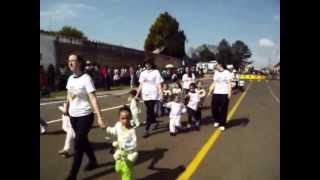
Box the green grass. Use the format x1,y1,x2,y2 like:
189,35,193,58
49,85,130,98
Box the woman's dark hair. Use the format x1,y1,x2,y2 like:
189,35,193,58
218,62,227,70
185,66,192,78
69,54,86,72
144,56,156,69
129,89,137,96
189,82,197,89
119,105,132,119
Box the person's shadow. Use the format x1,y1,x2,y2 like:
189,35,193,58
136,165,185,180
82,148,169,180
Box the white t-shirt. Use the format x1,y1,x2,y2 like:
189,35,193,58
213,70,232,94
164,101,186,119
187,92,200,111
66,73,95,117
139,69,164,101
182,73,195,89
106,122,137,151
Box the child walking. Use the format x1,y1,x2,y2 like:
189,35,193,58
195,80,207,120
58,102,75,158
105,105,138,180
185,83,201,130
163,95,186,136
128,89,141,128
161,83,172,116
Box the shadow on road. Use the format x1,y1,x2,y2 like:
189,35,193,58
137,165,185,180
82,148,169,180
226,118,250,129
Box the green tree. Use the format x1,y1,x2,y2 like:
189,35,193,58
144,12,186,58
199,45,216,62
216,39,233,65
58,26,86,39
231,40,252,70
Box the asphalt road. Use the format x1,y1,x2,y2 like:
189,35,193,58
40,79,280,180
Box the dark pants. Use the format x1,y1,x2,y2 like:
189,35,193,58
211,94,229,126
187,107,201,125
144,100,157,131
183,88,189,94
69,113,97,177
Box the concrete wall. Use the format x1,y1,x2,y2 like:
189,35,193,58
40,33,57,69
40,31,182,69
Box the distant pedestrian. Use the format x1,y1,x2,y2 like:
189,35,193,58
185,83,201,131
163,95,186,136
182,67,195,94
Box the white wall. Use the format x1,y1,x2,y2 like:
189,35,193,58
40,33,56,70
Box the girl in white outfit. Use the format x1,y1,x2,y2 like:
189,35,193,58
58,102,75,158
186,83,201,130
163,95,187,136
105,106,138,180
128,89,141,128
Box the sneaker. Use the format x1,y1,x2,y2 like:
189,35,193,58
40,126,47,134
58,149,69,155
84,162,98,171
214,122,219,127
142,121,147,125
219,126,226,131
186,124,192,129
170,132,177,136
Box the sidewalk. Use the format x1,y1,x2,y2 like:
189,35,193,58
40,75,212,103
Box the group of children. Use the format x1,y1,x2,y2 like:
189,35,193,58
56,80,207,180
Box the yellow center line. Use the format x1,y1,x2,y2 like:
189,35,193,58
177,81,253,180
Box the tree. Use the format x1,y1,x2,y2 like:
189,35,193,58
144,12,187,58
199,45,216,62
216,39,233,65
58,26,87,39
231,40,252,70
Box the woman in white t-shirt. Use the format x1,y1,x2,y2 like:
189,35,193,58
207,63,232,131
136,58,163,138
182,67,196,94
65,54,107,180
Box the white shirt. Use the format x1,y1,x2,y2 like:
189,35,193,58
139,69,164,101
187,92,200,111
164,101,186,119
66,74,95,117
106,122,137,151
213,70,232,94
182,73,195,89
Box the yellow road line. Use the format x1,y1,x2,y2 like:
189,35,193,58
177,82,252,180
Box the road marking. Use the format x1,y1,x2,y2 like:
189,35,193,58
265,81,280,103
46,103,130,124
40,92,128,106
177,82,252,180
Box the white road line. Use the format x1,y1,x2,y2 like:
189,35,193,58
46,103,131,124
265,81,280,103
40,92,128,106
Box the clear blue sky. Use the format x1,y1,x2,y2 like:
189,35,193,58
40,0,280,68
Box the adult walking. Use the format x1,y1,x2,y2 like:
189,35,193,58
207,63,232,131
136,57,163,138
182,66,195,94
65,54,107,180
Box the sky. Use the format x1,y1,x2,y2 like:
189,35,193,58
40,0,280,69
